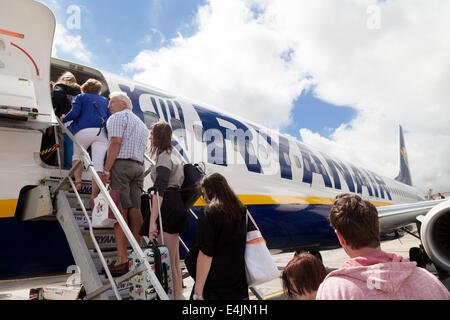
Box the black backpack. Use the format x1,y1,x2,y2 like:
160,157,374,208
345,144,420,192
180,163,205,209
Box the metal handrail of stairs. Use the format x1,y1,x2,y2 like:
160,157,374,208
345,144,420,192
53,118,169,300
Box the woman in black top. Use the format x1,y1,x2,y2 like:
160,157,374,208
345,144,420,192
186,173,249,300
52,72,81,168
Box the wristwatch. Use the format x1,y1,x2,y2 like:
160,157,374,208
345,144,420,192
104,171,110,176
193,293,204,300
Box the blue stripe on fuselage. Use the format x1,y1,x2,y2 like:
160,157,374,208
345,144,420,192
181,203,340,258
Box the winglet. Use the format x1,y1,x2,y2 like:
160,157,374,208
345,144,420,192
394,125,413,186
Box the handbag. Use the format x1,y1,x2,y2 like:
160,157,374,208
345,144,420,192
91,185,122,228
244,211,280,287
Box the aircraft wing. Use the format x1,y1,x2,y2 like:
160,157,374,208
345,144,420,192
378,199,447,233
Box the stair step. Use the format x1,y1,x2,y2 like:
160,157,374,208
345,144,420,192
80,227,136,251
44,177,93,194
81,228,116,250
89,249,133,274
72,209,92,228
66,193,92,209
100,275,133,300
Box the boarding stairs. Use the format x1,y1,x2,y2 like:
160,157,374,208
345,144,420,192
22,120,267,300
19,120,169,300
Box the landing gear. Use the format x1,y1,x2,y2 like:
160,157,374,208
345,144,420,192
409,246,430,268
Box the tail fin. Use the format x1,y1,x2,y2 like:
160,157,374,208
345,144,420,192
394,125,413,186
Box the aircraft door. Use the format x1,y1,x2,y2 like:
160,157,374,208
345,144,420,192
0,0,55,127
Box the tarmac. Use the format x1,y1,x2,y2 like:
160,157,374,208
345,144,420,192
180,225,450,300
1,225,448,300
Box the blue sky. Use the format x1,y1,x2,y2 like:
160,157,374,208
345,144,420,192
37,0,356,140
35,0,450,192
285,89,357,138
41,0,205,71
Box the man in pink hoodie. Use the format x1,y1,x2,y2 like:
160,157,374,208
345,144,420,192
316,194,450,300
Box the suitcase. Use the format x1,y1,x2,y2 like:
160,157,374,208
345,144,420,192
128,241,173,300
128,190,174,300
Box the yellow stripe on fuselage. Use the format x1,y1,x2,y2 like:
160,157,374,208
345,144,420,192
0,199,18,218
193,195,392,207
0,196,392,219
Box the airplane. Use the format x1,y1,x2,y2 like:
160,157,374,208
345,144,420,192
0,0,448,297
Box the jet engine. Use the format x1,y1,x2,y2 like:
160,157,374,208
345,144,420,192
417,200,450,272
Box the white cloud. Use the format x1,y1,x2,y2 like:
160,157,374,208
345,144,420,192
125,0,450,193
52,23,92,64
124,0,312,128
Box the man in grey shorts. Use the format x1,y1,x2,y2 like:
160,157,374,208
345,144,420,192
103,91,150,276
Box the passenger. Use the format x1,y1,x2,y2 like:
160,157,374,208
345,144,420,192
102,92,149,276
52,72,81,168
139,121,189,300
316,193,450,300
185,173,249,301
61,79,110,200
281,252,327,300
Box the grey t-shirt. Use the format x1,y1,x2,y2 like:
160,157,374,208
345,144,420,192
151,150,184,189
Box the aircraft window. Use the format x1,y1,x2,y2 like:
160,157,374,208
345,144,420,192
143,111,159,129
193,124,204,142
204,129,223,148
258,145,268,160
214,131,224,148
312,162,319,172
246,140,256,156
170,118,184,131
294,155,302,168
233,136,239,152
283,152,291,166
304,160,311,172
171,118,185,140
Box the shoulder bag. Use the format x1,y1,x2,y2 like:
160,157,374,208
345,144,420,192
244,210,280,287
